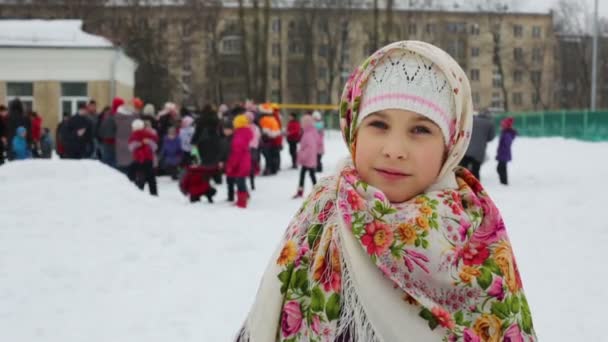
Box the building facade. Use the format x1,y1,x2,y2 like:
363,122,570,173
0,3,556,112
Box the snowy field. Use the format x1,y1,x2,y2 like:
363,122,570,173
1,131,607,341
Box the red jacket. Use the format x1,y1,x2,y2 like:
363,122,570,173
179,165,217,197
286,119,302,142
128,129,158,163
31,116,42,142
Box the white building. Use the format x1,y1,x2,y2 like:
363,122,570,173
0,19,137,131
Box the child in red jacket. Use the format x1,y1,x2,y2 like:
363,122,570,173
179,164,218,203
286,112,302,169
128,119,159,196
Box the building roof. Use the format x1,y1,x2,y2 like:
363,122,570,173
0,20,113,48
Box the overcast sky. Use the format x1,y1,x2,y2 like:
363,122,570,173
522,0,608,16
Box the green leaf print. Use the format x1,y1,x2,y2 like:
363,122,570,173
292,269,308,294
521,295,533,334
311,286,326,313
419,308,439,330
326,293,341,321
454,311,464,325
477,268,493,290
278,264,294,294
483,259,503,276
307,224,323,249
421,239,429,249
491,301,510,320
510,295,520,314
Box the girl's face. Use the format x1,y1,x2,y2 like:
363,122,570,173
354,109,446,203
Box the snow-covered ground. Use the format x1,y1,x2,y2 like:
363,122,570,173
1,131,606,341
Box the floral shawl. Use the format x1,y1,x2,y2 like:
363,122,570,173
237,41,536,342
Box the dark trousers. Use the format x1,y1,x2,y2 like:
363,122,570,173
227,176,248,200
250,148,259,190
316,154,323,172
299,167,317,189
131,161,158,196
270,146,281,173
497,161,508,185
288,141,298,168
0,140,5,165
459,156,481,180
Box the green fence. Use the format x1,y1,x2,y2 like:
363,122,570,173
493,111,608,142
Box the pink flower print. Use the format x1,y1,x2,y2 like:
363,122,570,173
318,201,334,223
461,242,490,266
403,249,430,273
463,328,481,342
311,315,321,335
471,218,507,246
431,306,455,330
458,218,471,242
361,221,394,256
281,301,303,338
346,189,366,211
373,191,387,203
295,245,309,267
487,276,505,300
503,323,525,342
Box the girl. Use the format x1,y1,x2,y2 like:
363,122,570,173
11,126,31,160
292,114,321,199
179,116,195,166
226,114,253,208
245,111,261,191
237,41,536,341
496,117,517,185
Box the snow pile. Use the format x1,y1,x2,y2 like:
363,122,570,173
0,133,607,341
0,20,112,48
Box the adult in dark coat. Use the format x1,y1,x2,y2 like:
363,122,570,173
64,103,94,159
459,109,496,180
0,105,7,165
193,106,223,168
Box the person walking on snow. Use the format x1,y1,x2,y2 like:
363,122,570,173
286,112,302,169
128,119,159,196
292,114,321,199
496,117,517,185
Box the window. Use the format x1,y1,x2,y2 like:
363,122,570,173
271,18,281,33
446,22,466,33
318,44,328,57
271,90,280,103
472,92,480,106
491,92,502,109
512,92,522,105
425,23,436,34
470,69,480,81
318,91,329,104
408,23,417,35
513,47,524,62
318,67,327,79
513,70,523,83
272,43,280,57
492,70,503,88
532,26,541,38
532,47,543,63
447,39,466,59
289,42,304,54
513,24,523,37
471,47,480,57
272,65,280,80
470,23,480,35
531,71,542,85
60,82,88,118
6,82,34,112
220,36,242,55
532,93,541,105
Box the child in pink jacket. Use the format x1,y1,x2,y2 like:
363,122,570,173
293,114,321,198
226,114,253,208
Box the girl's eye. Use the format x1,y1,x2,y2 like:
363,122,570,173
369,120,388,130
412,125,432,134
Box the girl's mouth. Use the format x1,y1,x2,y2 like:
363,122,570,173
374,168,411,180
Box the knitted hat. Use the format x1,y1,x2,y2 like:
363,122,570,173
358,49,456,145
244,111,256,122
258,102,274,115
339,41,474,181
132,97,144,110
312,111,322,121
501,117,514,129
181,116,194,127
233,114,249,129
111,97,125,115
131,119,145,131
116,105,132,116
143,103,155,116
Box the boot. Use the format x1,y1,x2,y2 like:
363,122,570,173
205,188,217,203
292,187,304,199
236,191,248,208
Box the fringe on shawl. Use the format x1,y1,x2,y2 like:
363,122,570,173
335,233,383,342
